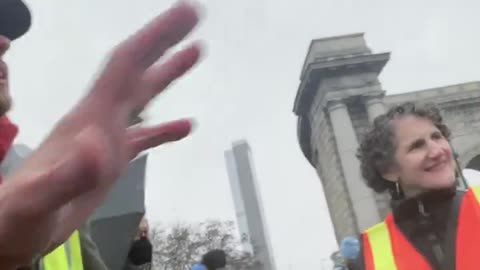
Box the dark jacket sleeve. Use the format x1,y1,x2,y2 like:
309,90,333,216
79,222,109,270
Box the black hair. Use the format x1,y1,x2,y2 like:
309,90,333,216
201,249,226,270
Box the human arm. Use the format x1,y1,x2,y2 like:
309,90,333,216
0,3,202,268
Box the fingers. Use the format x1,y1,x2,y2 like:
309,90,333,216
119,2,200,69
127,119,193,159
136,43,202,110
95,2,200,101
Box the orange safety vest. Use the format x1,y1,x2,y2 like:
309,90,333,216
362,187,480,270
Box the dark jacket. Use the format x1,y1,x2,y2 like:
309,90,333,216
125,237,153,270
349,187,464,270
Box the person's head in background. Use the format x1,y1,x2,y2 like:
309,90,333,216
128,216,153,266
0,0,31,116
135,216,150,240
201,249,227,270
357,102,456,199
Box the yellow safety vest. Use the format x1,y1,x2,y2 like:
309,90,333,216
363,187,480,270
41,230,84,270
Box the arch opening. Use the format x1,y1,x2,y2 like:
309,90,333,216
464,155,480,187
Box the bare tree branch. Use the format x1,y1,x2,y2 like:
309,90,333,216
149,220,259,270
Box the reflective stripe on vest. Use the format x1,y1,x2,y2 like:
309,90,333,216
42,230,84,270
363,221,397,270
363,187,480,270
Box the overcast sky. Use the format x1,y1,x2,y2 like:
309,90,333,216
5,0,480,269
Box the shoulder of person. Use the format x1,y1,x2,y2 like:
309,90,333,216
78,222,109,270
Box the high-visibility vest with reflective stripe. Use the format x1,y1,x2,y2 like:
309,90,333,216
362,187,480,270
41,230,84,270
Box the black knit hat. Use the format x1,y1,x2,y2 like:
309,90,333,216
0,0,31,40
201,249,226,270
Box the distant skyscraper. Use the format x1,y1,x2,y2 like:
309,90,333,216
225,140,276,270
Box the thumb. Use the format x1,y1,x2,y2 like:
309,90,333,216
18,127,106,216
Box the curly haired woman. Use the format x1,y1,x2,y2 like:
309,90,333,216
349,102,479,270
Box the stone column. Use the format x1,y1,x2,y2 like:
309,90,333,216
365,94,386,123
327,99,380,232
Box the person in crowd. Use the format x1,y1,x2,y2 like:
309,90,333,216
0,0,202,269
192,249,227,270
350,102,479,270
0,1,111,269
125,217,153,270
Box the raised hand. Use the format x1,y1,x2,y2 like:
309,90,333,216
0,2,201,268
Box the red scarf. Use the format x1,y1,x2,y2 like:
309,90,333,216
0,116,18,183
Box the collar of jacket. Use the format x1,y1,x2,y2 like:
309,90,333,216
390,185,458,221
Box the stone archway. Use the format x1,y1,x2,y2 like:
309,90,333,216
466,155,480,170
464,155,480,186
459,144,480,169
293,32,480,243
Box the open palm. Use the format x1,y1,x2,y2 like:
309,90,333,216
0,3,201,268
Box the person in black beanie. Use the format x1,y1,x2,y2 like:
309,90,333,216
125,217,153,270
201,249,227,270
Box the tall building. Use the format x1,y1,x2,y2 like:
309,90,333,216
292,33,480,243
225,140,276,270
